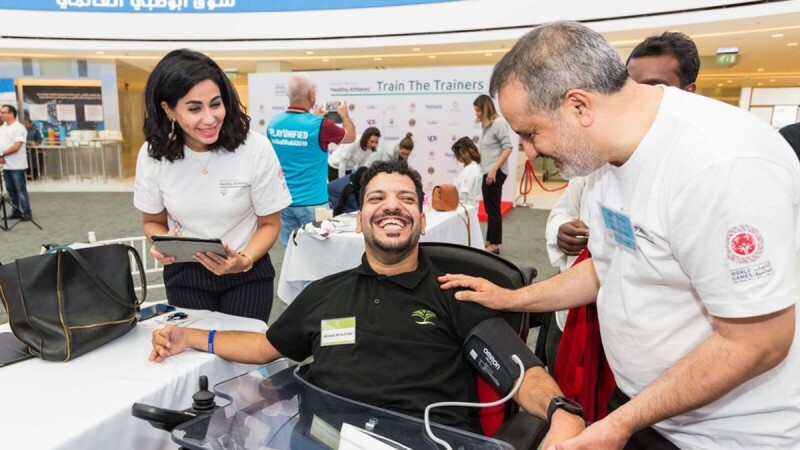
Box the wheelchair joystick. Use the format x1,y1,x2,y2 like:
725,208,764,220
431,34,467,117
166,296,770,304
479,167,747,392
191,375,216,413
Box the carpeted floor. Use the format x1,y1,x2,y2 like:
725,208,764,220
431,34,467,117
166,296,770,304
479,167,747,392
1,192,558,326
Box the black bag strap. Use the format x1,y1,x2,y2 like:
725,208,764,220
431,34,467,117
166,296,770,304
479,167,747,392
60,245,146,309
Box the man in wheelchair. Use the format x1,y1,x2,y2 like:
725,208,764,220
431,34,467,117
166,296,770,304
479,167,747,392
150,160,585,447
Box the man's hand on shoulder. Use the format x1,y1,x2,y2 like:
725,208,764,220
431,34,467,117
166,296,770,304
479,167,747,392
438,274,518,311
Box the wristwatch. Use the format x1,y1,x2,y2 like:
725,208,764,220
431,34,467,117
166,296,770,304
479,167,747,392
547,396,585,423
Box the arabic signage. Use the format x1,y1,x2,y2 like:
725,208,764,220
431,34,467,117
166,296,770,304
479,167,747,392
0,0,457,13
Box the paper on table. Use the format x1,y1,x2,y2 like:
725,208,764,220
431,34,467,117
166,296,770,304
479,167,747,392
29,104,49,121
56,104,77,122
138,309,210,329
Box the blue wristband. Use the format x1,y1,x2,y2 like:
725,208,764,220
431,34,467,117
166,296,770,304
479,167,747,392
207,330,216,354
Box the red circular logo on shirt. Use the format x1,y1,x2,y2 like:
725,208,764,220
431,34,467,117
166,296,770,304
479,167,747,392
726,225,764,264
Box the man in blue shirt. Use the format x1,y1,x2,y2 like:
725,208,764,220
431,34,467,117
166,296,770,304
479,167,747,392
268,73,355,246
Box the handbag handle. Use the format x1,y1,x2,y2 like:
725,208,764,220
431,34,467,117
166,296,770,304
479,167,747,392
61,245,147,309
458,203,471,247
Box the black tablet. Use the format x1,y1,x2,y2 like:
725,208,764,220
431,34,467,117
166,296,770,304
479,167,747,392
151,235,227,263
0,332,34,368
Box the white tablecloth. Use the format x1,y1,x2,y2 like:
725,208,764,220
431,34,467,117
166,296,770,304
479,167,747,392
278,206,483,304
0,310,266,450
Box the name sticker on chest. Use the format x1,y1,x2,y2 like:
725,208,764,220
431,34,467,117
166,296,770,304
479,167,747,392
600,205,637,253
320,317,356,347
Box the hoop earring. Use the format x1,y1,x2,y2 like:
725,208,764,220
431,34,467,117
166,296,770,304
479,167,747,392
168,119,177,141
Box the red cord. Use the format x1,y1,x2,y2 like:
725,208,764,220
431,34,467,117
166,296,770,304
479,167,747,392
521,160,568,195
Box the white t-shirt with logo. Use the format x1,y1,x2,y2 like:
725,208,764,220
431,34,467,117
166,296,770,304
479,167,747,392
585,87,800,449
455,161,482,208
134,131,292,252
328,140,373,177
0,121,28,170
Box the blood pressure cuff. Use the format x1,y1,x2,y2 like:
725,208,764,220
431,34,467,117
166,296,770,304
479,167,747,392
463,317,543,395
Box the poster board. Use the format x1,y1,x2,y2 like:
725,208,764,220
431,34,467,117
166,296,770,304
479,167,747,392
249,66,518,203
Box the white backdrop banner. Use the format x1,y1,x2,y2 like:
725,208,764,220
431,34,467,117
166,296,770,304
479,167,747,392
249,65,518,203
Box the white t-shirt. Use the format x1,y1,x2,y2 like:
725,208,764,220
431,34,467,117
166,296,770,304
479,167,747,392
134,131,292,252
455,161,482,208
328,140,374,177
0,121,28,170
585,87,800,448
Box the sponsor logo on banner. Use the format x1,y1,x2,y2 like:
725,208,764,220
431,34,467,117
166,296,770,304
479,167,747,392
366,105,377,110
367,119,377,126
447,168,459,175
449,101,460,112
427,166,435,175
451,135,458,142
409,103,416,112
272,106,285,111
726,224,773,284
274,84,287,96
448,120,461,127
427,120,439,126
427,135,438,142
428,151,436,160
425,104,443,110
384,135,400,142
348,103,356,112
409,118,416,127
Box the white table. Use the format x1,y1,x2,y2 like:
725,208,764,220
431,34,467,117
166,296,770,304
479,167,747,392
0,310,266,450
278,206,483,304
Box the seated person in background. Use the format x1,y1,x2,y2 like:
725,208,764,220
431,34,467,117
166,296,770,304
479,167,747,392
365,132,414,166
327,126,381,181
328,165,368,216
451,136,483,208
150,160,584,446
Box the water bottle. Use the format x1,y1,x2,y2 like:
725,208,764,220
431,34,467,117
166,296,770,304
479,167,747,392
87,231,97,244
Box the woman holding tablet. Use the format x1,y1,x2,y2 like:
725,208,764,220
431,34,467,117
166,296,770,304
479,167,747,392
134,49,291,323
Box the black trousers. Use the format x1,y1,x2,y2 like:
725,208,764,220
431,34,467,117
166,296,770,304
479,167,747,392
163,254,275,324
481,170,507,245
607,388,680,450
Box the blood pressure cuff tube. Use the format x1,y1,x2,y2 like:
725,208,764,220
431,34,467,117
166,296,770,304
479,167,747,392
463,317,543,395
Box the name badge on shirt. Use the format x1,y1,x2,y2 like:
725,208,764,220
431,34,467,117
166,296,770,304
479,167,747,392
320,317,356,347
600,205,637,253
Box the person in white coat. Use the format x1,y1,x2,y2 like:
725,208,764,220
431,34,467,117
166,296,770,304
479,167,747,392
450,136,483,209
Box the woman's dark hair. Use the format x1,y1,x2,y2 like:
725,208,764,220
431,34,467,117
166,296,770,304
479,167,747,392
143,49,250,162
359,160,424,212
359,127,381,150
399,132,414,151
451,136,481,164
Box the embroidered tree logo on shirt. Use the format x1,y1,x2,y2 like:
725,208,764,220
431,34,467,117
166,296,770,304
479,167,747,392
412,309,437,326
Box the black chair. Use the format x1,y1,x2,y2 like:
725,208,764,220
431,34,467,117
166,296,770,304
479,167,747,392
420,242,548,449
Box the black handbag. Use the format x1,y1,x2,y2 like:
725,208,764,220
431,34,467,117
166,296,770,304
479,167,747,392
0,244,146,361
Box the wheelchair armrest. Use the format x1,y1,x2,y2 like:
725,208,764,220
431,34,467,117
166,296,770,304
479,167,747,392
520,266,537,284
492,410,549,450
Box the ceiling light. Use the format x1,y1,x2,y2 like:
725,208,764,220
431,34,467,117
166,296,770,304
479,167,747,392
305,51,314,55
95,51,105,55
770,79,776,82
373,57,382,61
428,55,437,59
412,48,421,52
321,58,329,62
788,42,799,47
717,83,724,87
758,82,764,86
757,68,765,72
484,53,493,56
726,80,733,83
772,33,784,38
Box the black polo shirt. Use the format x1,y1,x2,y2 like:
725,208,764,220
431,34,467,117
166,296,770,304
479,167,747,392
266,248,514,430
